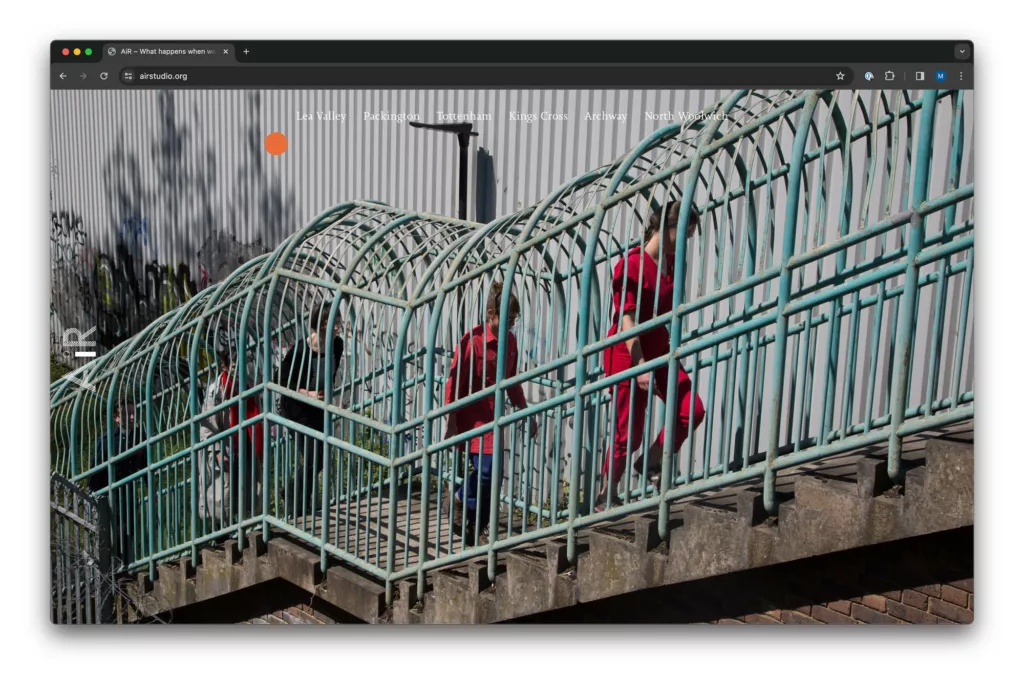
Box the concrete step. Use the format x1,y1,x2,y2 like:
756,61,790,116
905,439,974,534
423,560,501,623
277,610,307,625
286,606,325,624
154,562,181,607
495,539,576,620
667,495,776,584
126,436,973,624
393,579,427,624
579,517,664,603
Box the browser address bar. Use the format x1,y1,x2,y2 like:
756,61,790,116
120,65,856,88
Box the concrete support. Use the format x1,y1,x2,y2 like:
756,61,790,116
128,439,973,624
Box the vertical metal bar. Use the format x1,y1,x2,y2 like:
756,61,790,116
720,338,740,474
740,328,760,469
69,392,82,477
794,309,815,446
522,425,533,532
321,293,344,574
764,93,819,514
507,425,517,534
144,369,156,576
385,308,415,602
57,504,67,623
566,209,604,561
927,90,967,414
784,318,801,448
950,248,973,405
261,274,283,545
863,280,887,429
416,287,448,598
923,260,949,415
83,497,95,625
887,90,938,482
732,138,761,472
658,95,740,535
682,358,701,485
103,375,118,573
547,406,559,528
840,289,862,438
817,96,854,445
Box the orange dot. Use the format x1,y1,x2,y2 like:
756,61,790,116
264,132,288,156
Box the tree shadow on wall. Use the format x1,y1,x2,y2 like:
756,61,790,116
90,91,293,348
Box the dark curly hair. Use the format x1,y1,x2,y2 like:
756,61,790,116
486,281,520,317
309,307,333,338
644,200,701,242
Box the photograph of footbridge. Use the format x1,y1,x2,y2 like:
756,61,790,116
50,88,974,624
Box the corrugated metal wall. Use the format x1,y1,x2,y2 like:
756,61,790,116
49,88,973,365
48,88,742,357
49,87,974,515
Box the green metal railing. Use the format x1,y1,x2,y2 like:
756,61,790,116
50,88,974,607
51,473,112,624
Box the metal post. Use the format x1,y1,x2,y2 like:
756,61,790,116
409,122,478,221
96,495,114,623
764,93,819,514
888,90,938,482
457,132,470,221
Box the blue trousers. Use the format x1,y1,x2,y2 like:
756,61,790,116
456,452,492,521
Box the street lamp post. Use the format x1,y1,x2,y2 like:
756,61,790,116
409,121,479,221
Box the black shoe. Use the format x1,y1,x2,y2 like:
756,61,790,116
594,486,623,512
443,493,476,543
632,454,662,492
632,452,660,476
463,511,486,546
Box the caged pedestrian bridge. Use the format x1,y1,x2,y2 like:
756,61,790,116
50,89,974,624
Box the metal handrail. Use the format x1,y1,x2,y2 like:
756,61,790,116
50,88,974,607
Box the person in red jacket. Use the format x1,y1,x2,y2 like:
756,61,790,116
443,282,537,543
596,200,707,510
212,346,264,522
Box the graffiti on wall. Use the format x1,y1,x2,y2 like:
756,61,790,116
93,244,194,347
50,203,93,359
50,91,292,360
91,235,266,348
51,210,87,270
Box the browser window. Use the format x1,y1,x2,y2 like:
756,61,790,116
49,40,974,625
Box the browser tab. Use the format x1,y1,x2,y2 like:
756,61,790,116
46,40,975,629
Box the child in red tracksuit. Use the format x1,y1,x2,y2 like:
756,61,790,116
215,350,264,520
444,282,537,543
596,201,706,510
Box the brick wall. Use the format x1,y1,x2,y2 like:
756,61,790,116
711,578,973,625
155,527,972,624
516,526,973,624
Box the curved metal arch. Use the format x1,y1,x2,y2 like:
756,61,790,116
53,88,828,485
48,88,974,597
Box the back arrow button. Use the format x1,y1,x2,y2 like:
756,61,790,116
59,72,66,80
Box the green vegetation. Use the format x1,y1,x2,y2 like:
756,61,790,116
50,354,70,384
